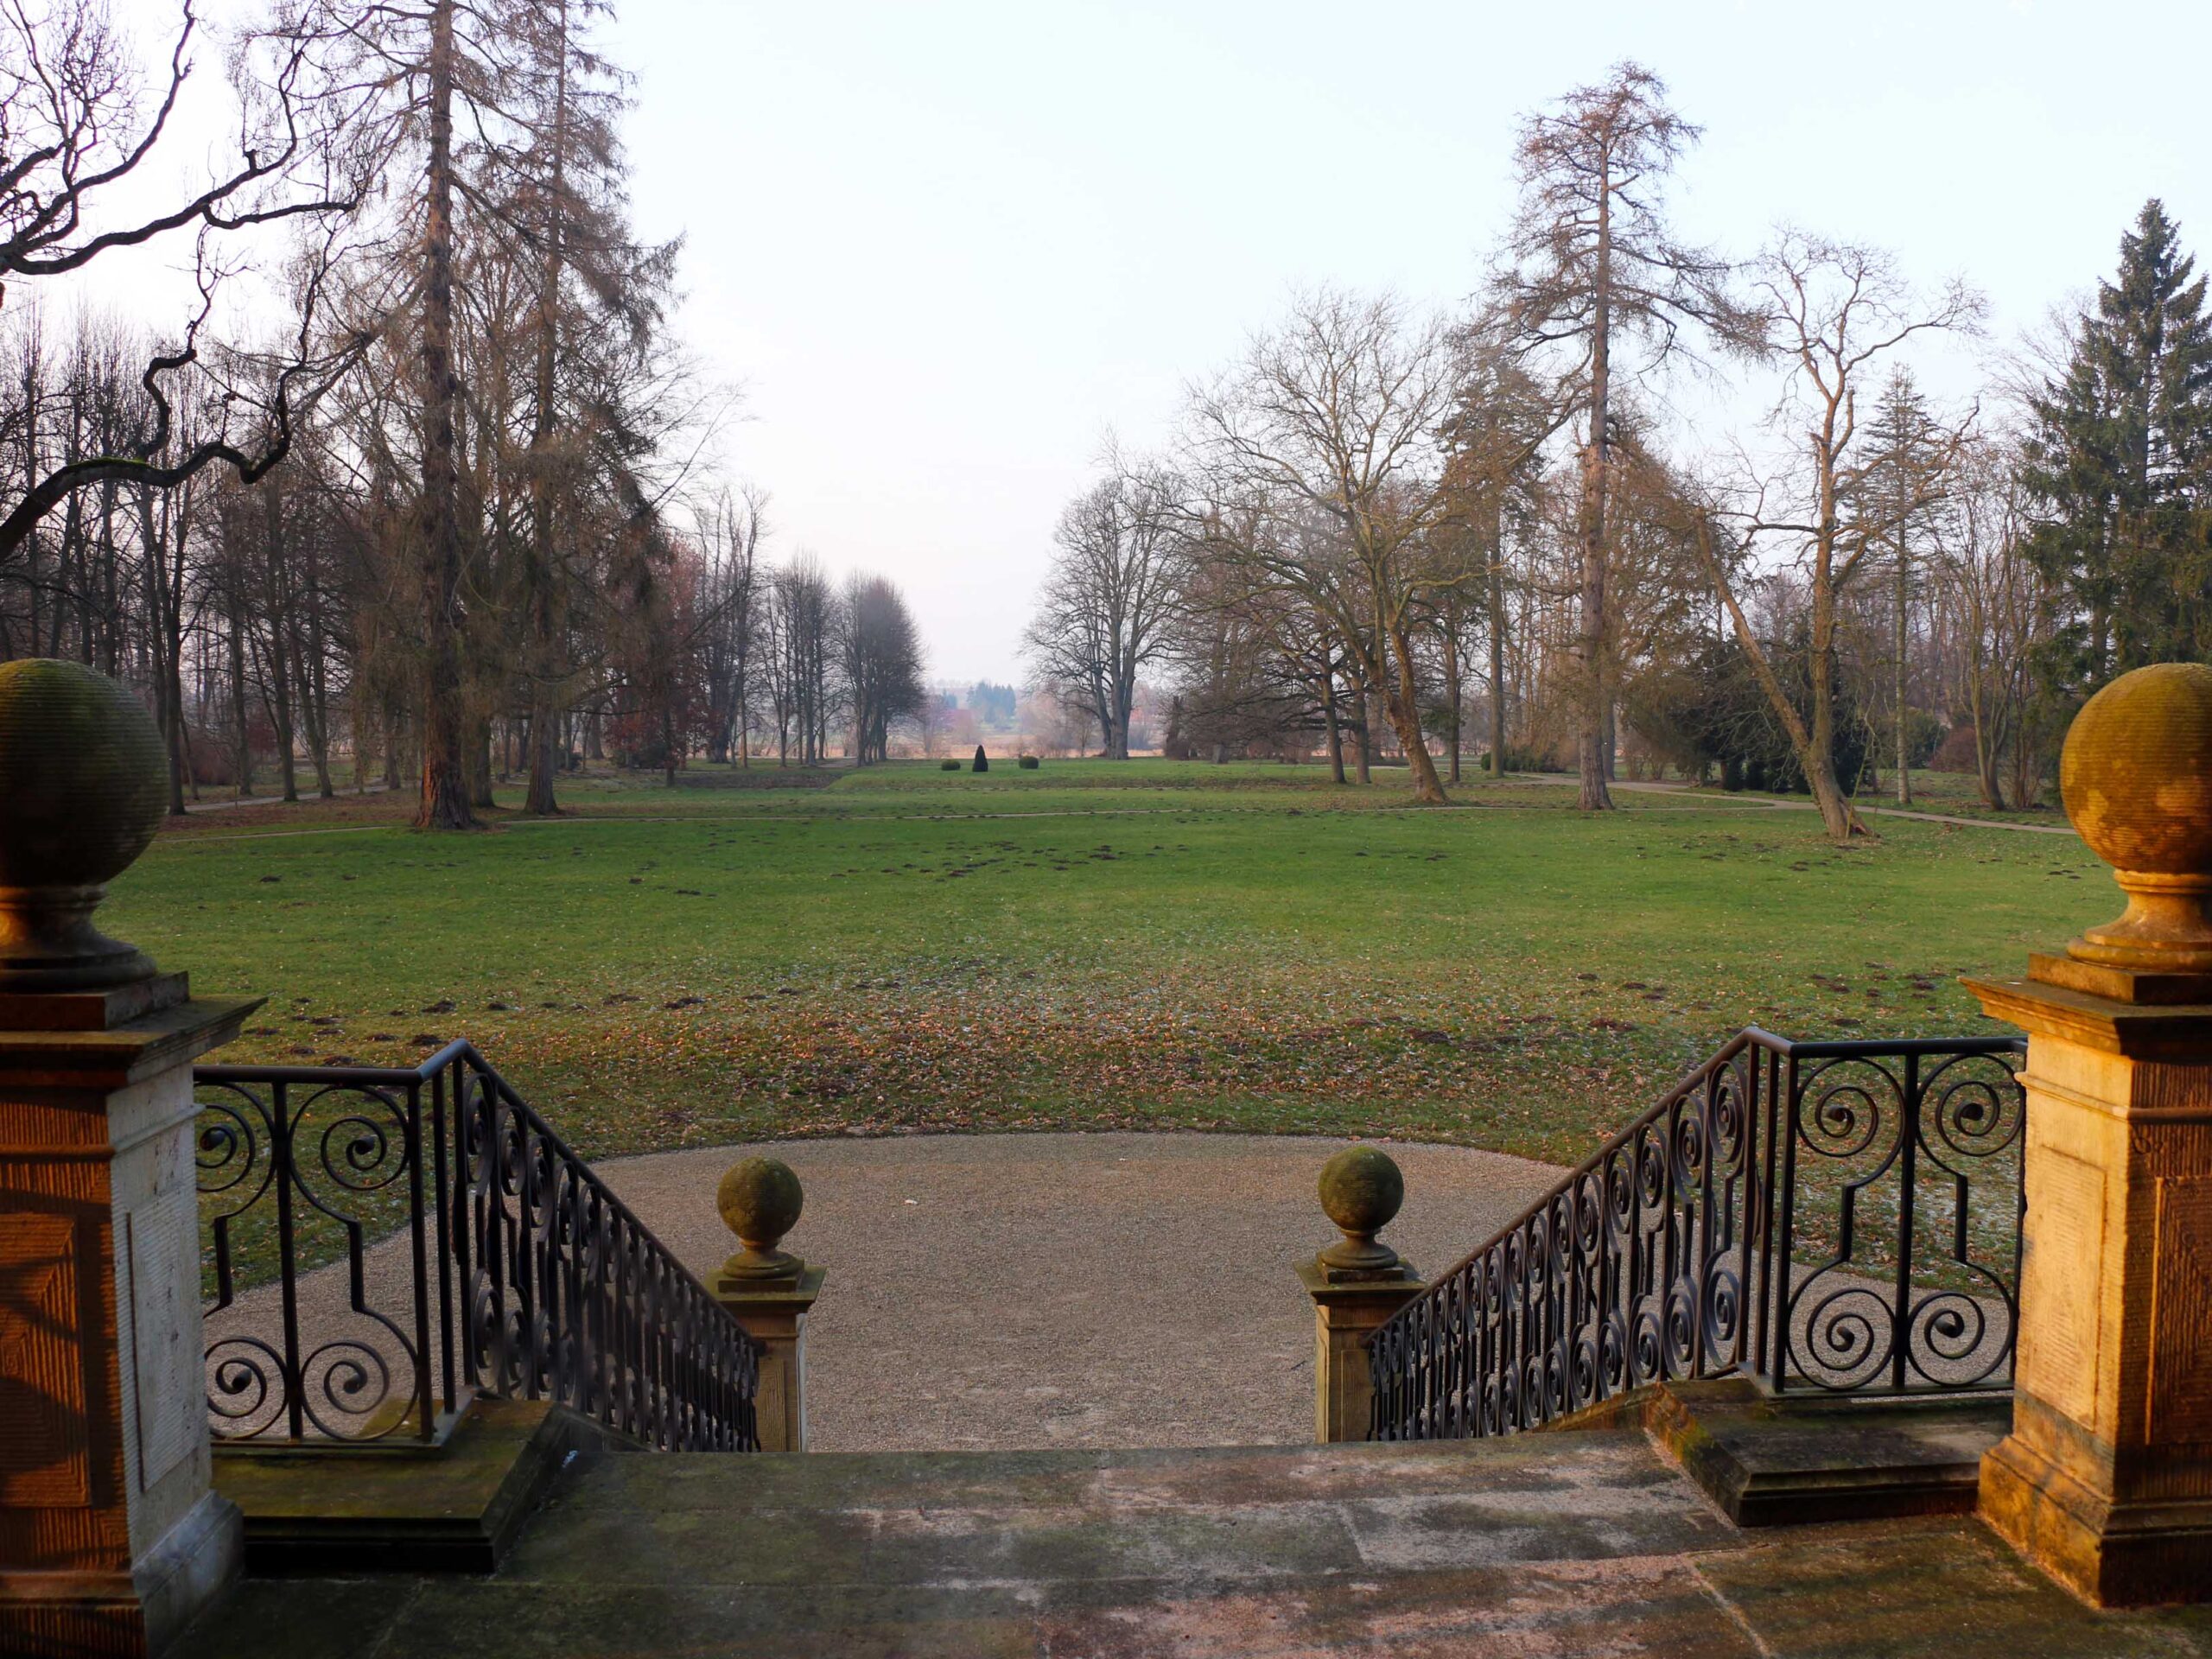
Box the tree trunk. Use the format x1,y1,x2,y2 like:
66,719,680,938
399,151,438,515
227,596,252,799
524,0,571,819
1442,620,1462,785
1381,607,1446,804
525,709,561,813
1351,677,1372,784
1576,155,1615,812
1893,521,1911,805
1698,520,1862,841
1321,666,1345,785
414,0,480,832
1488,529,1508,779
467,716,495,809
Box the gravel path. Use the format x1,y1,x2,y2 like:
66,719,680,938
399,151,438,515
599,1133,1561,1452
206,1133,1559,1453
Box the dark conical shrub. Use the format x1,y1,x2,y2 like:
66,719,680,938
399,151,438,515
972,745,989,773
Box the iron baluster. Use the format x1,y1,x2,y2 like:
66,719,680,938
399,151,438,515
196,1041,761,1452
1365,1031,2026,1441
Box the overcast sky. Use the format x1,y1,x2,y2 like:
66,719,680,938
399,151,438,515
595,1,2210,684
97,1,2212,686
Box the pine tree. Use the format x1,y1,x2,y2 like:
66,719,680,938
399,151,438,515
2024,200,2212,690
1861,368,1944,804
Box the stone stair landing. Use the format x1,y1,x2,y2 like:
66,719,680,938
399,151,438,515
178,1432,2212,1658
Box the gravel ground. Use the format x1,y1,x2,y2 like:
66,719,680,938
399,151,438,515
205,1132,1559,1452
601,1133,1561,1452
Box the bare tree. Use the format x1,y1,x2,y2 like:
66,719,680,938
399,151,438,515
841,573,924,764
1186,288,1459,803
1023,448,1183,759
1938,434,2056,808
1440,318,1567,778
1497,60,1755,810
696,485,766,767
0,0,367,567
1701,232,1982,839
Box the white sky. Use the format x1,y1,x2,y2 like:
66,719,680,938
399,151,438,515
87,1,2212,684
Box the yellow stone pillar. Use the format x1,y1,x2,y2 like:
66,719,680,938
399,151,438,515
0,660,259,1655
1967,662,2212,1606
1297,1146,1422,1444
710,1157,823,1453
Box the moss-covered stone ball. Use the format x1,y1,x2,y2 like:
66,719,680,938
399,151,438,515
2060,662,2212,875
0,658,168,891
716,1156,804,1247
1319,1145,1403,1238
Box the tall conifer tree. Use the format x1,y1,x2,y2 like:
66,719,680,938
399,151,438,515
2024,200,2212,689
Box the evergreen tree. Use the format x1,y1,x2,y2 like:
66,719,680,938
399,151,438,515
2024,200,2212,691
1859,367,1944,804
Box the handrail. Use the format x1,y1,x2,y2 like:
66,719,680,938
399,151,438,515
1365,1027,2026,1442
197,1040,760,1452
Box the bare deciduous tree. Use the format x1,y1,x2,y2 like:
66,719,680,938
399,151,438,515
1702,233,1982,839
1187,288,1459,803
1023,447,1183,759
1498,60,1755,810
0,0,367,568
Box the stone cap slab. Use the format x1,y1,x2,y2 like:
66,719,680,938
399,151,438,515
1965,976,2212,1059
0,994,263,1088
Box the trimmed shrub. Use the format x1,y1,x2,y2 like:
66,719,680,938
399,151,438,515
1017,754,1040,770
939,758,962,771
971,745,989,773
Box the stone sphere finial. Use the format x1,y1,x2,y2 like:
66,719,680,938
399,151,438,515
716,1156,804,1282
0,658,169,993
1317,1144,1404,1274
2059,662,2212,973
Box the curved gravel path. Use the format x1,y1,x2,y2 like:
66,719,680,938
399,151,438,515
597,1132,1560,1452
204,1132,1561,1454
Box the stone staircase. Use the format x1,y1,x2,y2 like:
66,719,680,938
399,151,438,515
177,1426,2212,1658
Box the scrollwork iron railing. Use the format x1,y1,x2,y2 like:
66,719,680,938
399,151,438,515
197,1041,760,1452
1366,1029,2025,1442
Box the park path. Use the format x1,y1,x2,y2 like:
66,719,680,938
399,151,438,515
203,1133,1561,1452
1605,777,2081,836
163,785,2082,843
205,1128,2012,1453
180,781,388,813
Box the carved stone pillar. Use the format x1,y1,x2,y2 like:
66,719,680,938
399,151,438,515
0,659,258,1654
1297,1146,1422,1444
1967,662,2212,1606
710,1156,823,1453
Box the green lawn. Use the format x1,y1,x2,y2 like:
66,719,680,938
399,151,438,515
121,758,2107,1168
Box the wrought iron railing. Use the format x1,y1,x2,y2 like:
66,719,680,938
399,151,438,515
1366,1028,2026,1441
196,1040,760,1452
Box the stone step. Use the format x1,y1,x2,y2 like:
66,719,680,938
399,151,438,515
212,1399,623,1575
176,1429,2212,1656
1537,1378,2013,1527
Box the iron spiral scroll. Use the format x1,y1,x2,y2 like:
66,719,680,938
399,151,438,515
196,1072,433,1444
197,1041,760,1452
1366,1028,2025,1443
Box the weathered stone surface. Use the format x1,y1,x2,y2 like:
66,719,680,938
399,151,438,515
0,995,255,1656
1640,1379,2012,1527
213,1399,610,1575
1967,970,2212,1604
1695,1517,2212,1657
170,1433,2212,1656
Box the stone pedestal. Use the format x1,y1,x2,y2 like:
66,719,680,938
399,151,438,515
1295,1259,1424,1445
1967,969,2212,1605
0,990,259,1655
711,1268,824,1454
